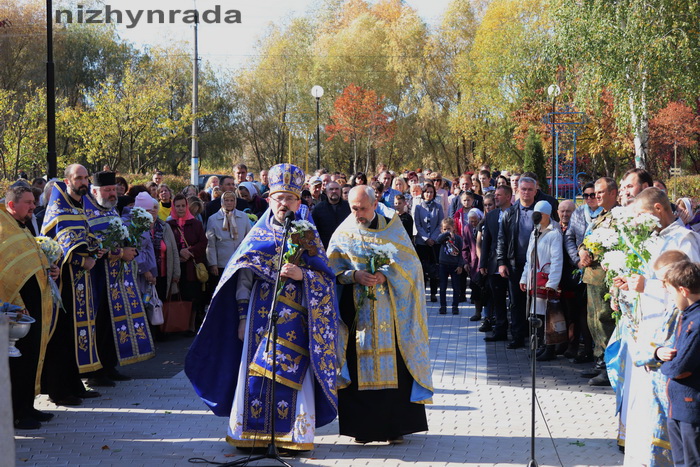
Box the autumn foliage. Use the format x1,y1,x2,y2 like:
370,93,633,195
650,101,700,173
326,84,396,173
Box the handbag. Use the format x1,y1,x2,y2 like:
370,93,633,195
161,292,193,333
529,260,560,299
544,299,568,345
145,283,164,326
177,225,209,284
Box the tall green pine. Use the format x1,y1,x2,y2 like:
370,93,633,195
523,128,549,193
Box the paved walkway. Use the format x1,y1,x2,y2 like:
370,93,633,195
14,294,623,467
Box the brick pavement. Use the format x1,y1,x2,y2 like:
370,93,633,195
13,293,624,467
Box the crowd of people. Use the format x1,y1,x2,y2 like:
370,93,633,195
3,160,700,466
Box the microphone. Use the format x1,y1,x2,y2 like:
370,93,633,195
283,210,295,231
532,211,542,225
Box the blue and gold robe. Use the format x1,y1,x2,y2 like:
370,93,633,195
83,195,155,366
41,182,101,373
185,208,339,450
327,212,433,402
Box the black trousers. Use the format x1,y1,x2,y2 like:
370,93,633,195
438,264,460,309
415,243,439,297
507,263,527,342
9,276,43,419
489,273,509,337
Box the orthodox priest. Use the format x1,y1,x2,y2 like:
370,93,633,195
1,188,55,429
41,164,101,405
83,171,155,387
327,185,433,444
186,163,339,452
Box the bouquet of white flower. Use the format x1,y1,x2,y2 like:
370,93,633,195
34,236,65,312
125,207,153,247
359,242,398,304
100,217,129,252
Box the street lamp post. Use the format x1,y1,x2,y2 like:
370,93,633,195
46,0,57,179
311,85,324,170
547,84,561,197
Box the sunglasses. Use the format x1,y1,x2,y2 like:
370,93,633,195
582,193,596,199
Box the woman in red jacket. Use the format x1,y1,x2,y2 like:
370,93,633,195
168,194,208,332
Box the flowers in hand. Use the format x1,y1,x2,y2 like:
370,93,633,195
35,236,62,264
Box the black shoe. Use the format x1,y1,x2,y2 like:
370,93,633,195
536,346,557,362
430,295,437,303
580,368,601,378
535,346,547,357
439,308,447,315
555,343,569,356
469,314,482,322
86,376,116,387
452,308,459,315
588,372,611,386
51,396,82,406
484,334,508,342
388,436,404,445
354,438,371,444
478,321,492,332
594,360,607,371
14,417,41,430
563,349,578,360
106,369,132,381
506,340,525,349
78,389,101,399
31,409,54,422
571,353,594,364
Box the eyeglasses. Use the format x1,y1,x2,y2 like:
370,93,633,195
582,193,596,199
270,194,299,205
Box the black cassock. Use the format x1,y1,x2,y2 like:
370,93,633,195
337,284,428,441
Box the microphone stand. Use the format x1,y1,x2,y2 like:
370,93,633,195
527,220,542,467
225,212,295,467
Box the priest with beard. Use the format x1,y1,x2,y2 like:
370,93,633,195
83,171,155,387
41,164,101,405
327,185,433,444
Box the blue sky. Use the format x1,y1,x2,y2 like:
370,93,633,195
110,0,452,72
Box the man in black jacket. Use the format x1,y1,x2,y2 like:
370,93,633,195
480,185,512,340
521,171,559,222
495,176,537,349
203,175,250,224
312,181,351,249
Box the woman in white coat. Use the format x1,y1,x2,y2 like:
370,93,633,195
206,191,252,282
519,200,563,361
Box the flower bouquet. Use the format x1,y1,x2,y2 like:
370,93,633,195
34,236,65,312
358,242,398,306
125,207,153,247
100,217,129,252
277,220,317,294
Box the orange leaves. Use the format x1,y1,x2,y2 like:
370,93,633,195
325,83,396,147
650,101,700,149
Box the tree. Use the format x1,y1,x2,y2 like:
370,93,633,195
552,0,700,169
326,84,395,173
650,101,700,175
523,128,548,192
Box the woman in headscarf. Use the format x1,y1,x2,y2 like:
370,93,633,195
206,191,251,285
237,181,268,218
167,194,207,332
677,197,700,232
414,183,444,302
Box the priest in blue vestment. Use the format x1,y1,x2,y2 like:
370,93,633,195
185,163,339,452
327,185,433,444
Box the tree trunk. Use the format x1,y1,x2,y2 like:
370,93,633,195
628,75,648,170
352,137,358,174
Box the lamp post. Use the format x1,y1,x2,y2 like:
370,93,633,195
46,0,57,179
547,84,561,197
311,85,324,170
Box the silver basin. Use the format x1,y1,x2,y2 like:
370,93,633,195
3,311,35,358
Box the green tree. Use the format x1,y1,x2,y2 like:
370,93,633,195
523,128,548,192
552,0,700,169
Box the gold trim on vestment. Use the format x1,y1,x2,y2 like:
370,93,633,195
226,435,313,451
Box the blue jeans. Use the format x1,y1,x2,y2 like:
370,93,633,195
439,264,461,310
